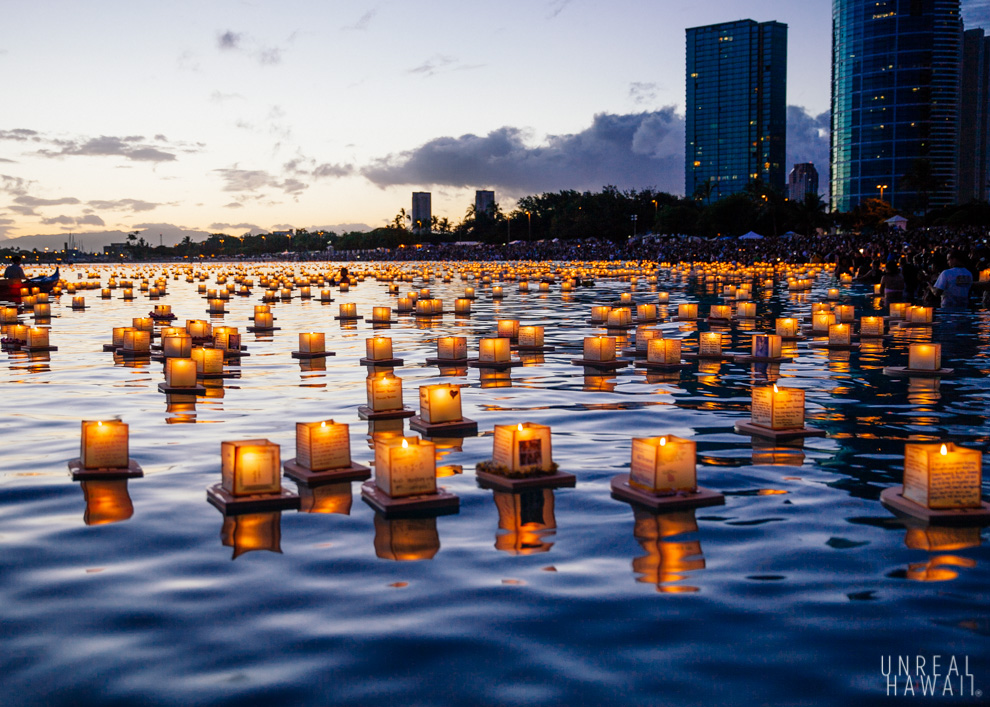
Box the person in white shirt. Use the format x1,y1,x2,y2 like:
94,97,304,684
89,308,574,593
930,251,973,309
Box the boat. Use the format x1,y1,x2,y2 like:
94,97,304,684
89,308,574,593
0,268,60,300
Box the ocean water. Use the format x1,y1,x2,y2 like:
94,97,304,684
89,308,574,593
1,262,988,707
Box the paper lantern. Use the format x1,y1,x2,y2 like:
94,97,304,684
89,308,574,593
647,338,681,364
735,302,756,319
336,303,356,319
366,371,403,411
221,439,282,497
619,292,632,304
518,281,529,292
709,304,731,320
518,326,544,348
583,336,616,362
889,302,908,320
607,308,632,327
122,330,150,352
722,285,736,298
101,288,111,299
699,332,722,356
214,327,240,351
590,306,610,323
828,323,852,346
374,436,436,498
296,420,351,471
111,327,132,348
903,442,982,509
860,316,885,337
635,327,662,353
906,306,933,324
339,282,349,293
657,292,670,304
372,306,392,323
366,336,393,360
454,299,471,315
165,358,198,388
162,333,192,358
72,296,86,310
811,312,836,334
254,312,274,329
908,343,940,371
479,337,511,363
637,304,657,321
735,289,751,301
677,303,698,319
0,306,17,324
497,319,519,340
396,297,413,313
751,334,781,358
187,319,211,339
208,298,226,314
492,422,553,473
775,318,798,337
191,347,224,374
629,436,696,493
81,420,129,469
751,385,805,430
153,304,172,317
299,286,311,299
827,288,840,300
419,383,463,423
464,286,476,299
834,305,855,323
437,336,467,360
122,288,135,300
319,288,333,302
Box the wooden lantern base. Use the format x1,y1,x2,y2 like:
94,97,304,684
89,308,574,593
318,298,335,303
23,345,58,353
894,321,935,328
69,457,144,481
282,458,371,486
681,353,732,362
634,360,692,371
883,366,954,377
409,415,478,437
779,335,802,342
222,350,250,360
807,342,860,351
206,483,300,515
291,350,335,359
467,359,523,369
425,356,469,366
602,324,636,332
514,345,556,353
245,326,281,333
157,382,207,395
69,306,90,310
733,421,826,440
359,357,404,367
620,347,648,358
205,309,228,315
475,466,576,492
672,316,700,322
116,349,150,358
880,486,990,526
360,481,459,517
610,474,724,511
732,355,795,363
569,358,630,370
706,317,732,325
198,371,237,379
586,319,609,326
634,316,659,324
333,315,364,321
357,405,416,420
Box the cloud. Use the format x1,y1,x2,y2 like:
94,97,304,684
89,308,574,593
217,31,243,50
344,9,377,31
41,214,105,227
216,29,284,65
8,205,37,216
0,129,40,142
0,158,15,163
210,90,244,103
0,174,31,196
962,1,990,25
223,202,243,209
408,55,455,76
14,195,80,207
786,105,830,190
629,82,659,106
547,0,573,19
362,108,686,195
86,198,159,212
213,166,309,196
284,157,353,179
209,222,264,233
38,135,180,162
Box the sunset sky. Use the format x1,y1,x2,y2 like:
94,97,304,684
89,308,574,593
2,1,989,243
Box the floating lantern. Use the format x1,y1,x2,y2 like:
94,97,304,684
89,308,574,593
396,297,413,313
454,298,471,315
72,296,86,310
299,286,311,299
165,358,199,388
122,329,151,353
221,439,282,496
699,332,722,357
297,331,325,354
677,303,698,320
583,336,616,362
497,319,519,340
902,443,983,510
319,288,333,302
751,334,782,359
709,304,731,320
186,319,211,340
122,288,135,300
629,436,696,493
419,383,464,423
735,301,756,319
620,292,632,304
112,327,132,349
437,336,467,360
296,420,351,471
518,326,544,348
751,384,805,430
860,316,885,337
0,306,17,324
906,306,933,324
339,282,349,293
101,288,111,299
657,292,670,304
492,422,553,473
635,327,662,353
492,286,504,299
811,312,836,334
80,420,130,470
191,347,224,375
607,308,632,327
827,323,851,346
213,327,240,352
889,302,908,320
518,281,529,292
637,304,657,321
647,338,681,364
479,337,511,363
338,302,358,319
775,318,798,337
908,343,940,371
366,336,393,361
827,287,840,300
366,371,404,411
464,286,476,299
372,306,392,323
539,282,551,292
162,333,192,358
32,303,51,319
834,304,855,323
839,273,853,285
374,436,437,498
590,306,610,323
208,298,225,314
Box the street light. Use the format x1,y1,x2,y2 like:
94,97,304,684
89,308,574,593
876,184,888,201
526,211,531,241
652,199,657,221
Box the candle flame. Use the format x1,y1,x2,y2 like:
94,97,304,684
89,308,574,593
401,438,409,449
940,444,948,456
518,423,524,432
321,421,326,428
97,421,102,426
773,384,779,393
660,437,667,446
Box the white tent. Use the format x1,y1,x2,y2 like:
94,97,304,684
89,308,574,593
738,231,764,240
885,215,908,231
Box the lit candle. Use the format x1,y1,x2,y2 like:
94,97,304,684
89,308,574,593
518,326,544,348
629,435,696,493
221,439,282,496
751,384,805,430
366,336,393,360
908,343,941,371
419,383,464,423
828,323,852,346
583,336,616,362
903,442,982,509
366,371,403,411
437,336,467,360
165,358,198,388
296,420,351,471
647,338,681,364
374,436,436,498
492,422,553,473
479,337,511,363
81,420,129,469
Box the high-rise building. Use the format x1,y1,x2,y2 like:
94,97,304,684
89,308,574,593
831,0,963,212
959,27,990,202
788,163,820,201
685,19,788,201
411,192,431,233
475,190,495,217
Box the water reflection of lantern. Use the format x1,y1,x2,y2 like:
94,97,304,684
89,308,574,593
81,479,134,525
775,318,798,338
583,336,616,362
494,489,556,555
902,442,982,510
629,436,696,493
492,422,553,473
905,525,981,551
751,440,806,466
373,514,440,560
366,371,404,411
298,482,353,514
479,337,511,363
220,439,282,496
908,343,940,371
221,512,283,558
751,384,805,430
860,316,885,337
374,436,436,497
81,419,130,469
632,509,704,593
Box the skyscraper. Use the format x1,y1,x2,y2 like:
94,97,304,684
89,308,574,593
788,163,820,201
685,19,788,201
958,27,990,202
831,0,963,212
411,192,431,233
475,190,495,217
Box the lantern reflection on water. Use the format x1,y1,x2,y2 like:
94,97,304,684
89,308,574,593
81,480,134,525
632,508,704,593
493,489,556,555
373,515,440,561
221,512,283,558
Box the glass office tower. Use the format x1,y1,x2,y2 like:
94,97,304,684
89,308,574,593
685,20,787,200
831,0,963,212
